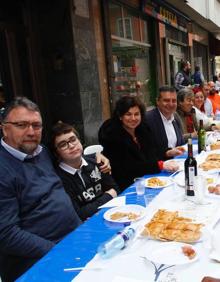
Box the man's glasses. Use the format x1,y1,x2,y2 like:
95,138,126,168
56,136,79,151
3,121,42,130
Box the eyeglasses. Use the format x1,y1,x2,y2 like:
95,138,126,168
3,121,43,130
56,136,79,151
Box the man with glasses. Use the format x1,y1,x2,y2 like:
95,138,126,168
50,122,119,221
0,97,110,282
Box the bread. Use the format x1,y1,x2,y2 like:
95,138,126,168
141,209,203,243
210,141,220,150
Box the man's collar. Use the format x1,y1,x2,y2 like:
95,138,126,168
1,138,42,161
158,110,174,122
59,157,88,175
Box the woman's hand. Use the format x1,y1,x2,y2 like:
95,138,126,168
166,147,185,158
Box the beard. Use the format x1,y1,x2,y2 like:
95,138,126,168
19,142,39,155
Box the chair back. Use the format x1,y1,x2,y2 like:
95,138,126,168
83,145,103,155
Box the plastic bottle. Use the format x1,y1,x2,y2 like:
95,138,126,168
97,226,135,259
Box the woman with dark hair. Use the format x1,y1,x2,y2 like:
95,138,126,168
98,96,177,191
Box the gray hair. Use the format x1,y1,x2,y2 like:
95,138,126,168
2,97,41,121
177,88,194,104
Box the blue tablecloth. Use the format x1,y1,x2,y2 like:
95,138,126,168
16,172,171,282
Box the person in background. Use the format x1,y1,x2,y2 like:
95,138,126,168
193,87,217,130
174,60,191,91
145,85,185,161
176,88,198,141
215,74,220,91
98,96,178,191
202,83,214,117
208,81,220,114
192,65,204,86
50,121,119,221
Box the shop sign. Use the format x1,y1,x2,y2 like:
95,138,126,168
142,0,188,33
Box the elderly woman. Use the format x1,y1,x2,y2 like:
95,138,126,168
98,96,177,191
176,88,198,141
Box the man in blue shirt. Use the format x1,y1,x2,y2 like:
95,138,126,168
0,97,110,282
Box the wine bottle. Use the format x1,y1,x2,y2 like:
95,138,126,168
198,119,206,153
184,138,197,196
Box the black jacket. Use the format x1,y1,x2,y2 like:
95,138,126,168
98,119,160,191
145,108,185,160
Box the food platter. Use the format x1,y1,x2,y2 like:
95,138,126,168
103,204,146,223
145,242,199,265
164,159,185,171
145,177,173,189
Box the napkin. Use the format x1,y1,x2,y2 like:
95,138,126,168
210,227,220,262
98,196,126,208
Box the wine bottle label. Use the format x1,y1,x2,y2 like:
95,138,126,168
188,167,195,186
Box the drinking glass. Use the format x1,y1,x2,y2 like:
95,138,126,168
134,178,145,196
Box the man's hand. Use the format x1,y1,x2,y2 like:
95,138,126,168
201,277,220,282
105,188,117,198
96,153,111,174
166,147,185,158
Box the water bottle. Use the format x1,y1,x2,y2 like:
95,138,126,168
97,226,135,259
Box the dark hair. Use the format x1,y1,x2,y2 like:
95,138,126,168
50,121,79,152
180,60,190,70
113,96,146,121
2,96,40,121
158,85,176,99
177,88,194,103
195,66,200,72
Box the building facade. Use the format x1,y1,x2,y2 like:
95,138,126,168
1,0,220,144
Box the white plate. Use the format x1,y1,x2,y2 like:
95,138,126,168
145,242,199,265
145,176,173,189
103,204,146,223
164,159,185,171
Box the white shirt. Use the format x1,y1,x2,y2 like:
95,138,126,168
59,158,88,186
193,106,210,128
204,98,214,117
159,111,177,148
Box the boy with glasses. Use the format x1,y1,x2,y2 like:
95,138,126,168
51,122,119,221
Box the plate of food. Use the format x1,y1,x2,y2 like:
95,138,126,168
103,204,146,223
145,242,199,265
145,176,173,189
164,159,185,171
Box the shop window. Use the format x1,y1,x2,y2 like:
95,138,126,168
108,1,151,106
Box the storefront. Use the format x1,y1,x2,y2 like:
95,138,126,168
142,0,191,85
103,0,157,107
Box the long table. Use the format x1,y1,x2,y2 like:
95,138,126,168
17,142,220,282
16,173,166,282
